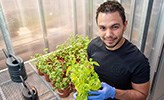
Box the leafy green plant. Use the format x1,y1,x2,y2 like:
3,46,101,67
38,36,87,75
32,35,101,99
67,58,101,100
55,77,71,90
31,48,50,73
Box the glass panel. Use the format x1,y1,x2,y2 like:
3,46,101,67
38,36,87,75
0,0,45,69
144,0,163,58
76,0,86,35
121,0,131,39
43,0,74,51
92,0,106,38
146,1,164,99
131,0,144,48
0,31,6,70
150,21,164,100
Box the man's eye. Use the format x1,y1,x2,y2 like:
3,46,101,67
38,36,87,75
112,25,119,30
99,26,106,30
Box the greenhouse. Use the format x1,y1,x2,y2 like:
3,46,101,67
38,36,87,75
0,0,164,100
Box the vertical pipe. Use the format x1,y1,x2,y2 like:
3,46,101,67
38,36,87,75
37,0,49,52
0,3,15,55
85,0,93,39
73,0,78,35
89,0,93,39
141,0,154,52
85,0,89,37
127,0,136,41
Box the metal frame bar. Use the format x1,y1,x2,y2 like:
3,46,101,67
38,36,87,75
85,0,93,39
73,0,78,35
37,0,49,52
0,3,15,55
89,0,93,39
149,43,164,100
147,1,164,99
85,0,89,37
127,0,136,41
140,0,154,52
149,0,164,90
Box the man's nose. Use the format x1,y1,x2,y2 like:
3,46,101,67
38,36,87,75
105,29,113,37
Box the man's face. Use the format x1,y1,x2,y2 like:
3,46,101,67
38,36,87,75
97,11,127,50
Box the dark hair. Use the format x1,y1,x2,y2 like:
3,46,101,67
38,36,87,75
96,1,126,24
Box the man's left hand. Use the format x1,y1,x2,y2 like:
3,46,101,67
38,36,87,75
88,82,116,100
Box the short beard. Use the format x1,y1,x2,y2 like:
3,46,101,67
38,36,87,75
105,37,123,49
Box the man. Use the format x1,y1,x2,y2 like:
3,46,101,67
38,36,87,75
87,1,150,100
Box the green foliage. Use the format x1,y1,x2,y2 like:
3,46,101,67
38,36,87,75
67,58,101,100
32,34,101,99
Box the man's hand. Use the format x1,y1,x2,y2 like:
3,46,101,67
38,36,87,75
88,82,116,100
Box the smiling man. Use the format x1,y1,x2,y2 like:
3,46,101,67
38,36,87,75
87,1,150,100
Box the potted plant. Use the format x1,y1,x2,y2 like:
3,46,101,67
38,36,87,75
67,58,101,100
32,53,46,76
49,62,62,86
55,77,71,98
31,48,50,76
32,35,100,99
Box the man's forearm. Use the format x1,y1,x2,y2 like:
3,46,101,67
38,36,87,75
115,89,147,100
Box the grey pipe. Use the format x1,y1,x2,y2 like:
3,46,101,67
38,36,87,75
38,0,49,52
0,4,15,55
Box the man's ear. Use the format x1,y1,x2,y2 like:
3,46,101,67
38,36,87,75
123,20,128,31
